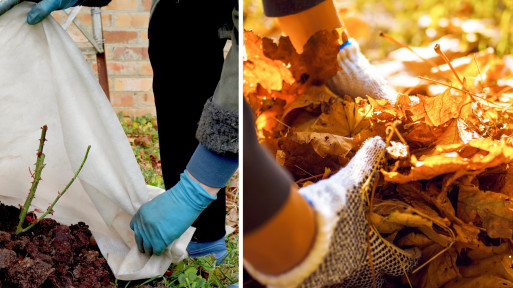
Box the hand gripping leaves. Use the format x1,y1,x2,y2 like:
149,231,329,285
246,136,420,288
298,136,420,287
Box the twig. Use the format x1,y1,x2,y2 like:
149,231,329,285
473,54,484,85
19,145,91,234
417,76,499,105
379,32,438,69
16,126,48,234
295,173,324,184
434,44,464,87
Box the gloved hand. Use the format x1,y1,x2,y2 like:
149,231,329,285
326,39,399,105
0,0,79,25
245,136,420,287
130,170,216,256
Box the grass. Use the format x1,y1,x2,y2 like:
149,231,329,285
116,113,239,288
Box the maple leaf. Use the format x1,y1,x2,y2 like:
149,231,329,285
243,30,295,96
312,96,372,137
262,28,343,86
418,89,473,126
282,86,372,137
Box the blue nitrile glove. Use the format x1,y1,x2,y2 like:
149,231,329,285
130,170,216,256
0,0,79,25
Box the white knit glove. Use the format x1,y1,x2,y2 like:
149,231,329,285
244,136,420,288
326,39,399,104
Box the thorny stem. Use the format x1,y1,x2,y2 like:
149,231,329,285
20,145,91,234
16,126,48,234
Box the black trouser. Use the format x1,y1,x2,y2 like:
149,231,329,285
148,0,234,242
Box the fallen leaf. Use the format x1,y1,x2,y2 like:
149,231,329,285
396,232,433,248
288,132,353,158
243,30,295,95
418,88,473,127
459,255,513,281
312,96,372,137
226,208,238,228
262,28,343,86
414,245,460,288
457,185,513,239
444,275,513,288
383,138,513,183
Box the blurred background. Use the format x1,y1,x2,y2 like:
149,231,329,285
243,0,513,61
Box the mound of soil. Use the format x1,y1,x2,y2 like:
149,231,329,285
0,201,116,288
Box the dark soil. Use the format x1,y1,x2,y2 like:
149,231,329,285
0,201,116,288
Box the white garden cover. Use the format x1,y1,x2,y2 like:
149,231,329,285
0,2,194,280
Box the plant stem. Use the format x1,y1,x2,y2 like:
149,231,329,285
20,145,91,234
16,125,48,234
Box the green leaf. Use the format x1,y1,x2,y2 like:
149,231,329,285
196,278,207,288
177,273,187,285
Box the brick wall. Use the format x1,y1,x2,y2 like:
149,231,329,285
51,0,155,117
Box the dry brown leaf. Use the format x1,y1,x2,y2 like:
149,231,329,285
414,245,460,288
465,242,511,261
288,132,353,158
418,89,473,127
396,232,433,248
276,135,346,178
451,222,482,249
383,138,513,183
243,30,295,96
262,28,343,86
459,255,513,282
444,275,513,288
312,96,372,137
226,208,238,228
281,85,336,127
369,212,404,234
457,185,513,239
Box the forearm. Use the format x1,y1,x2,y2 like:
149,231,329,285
243,100,316,274
261,0,345,53
275,0,343,53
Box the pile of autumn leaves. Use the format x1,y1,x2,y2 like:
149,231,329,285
244,28,513,287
